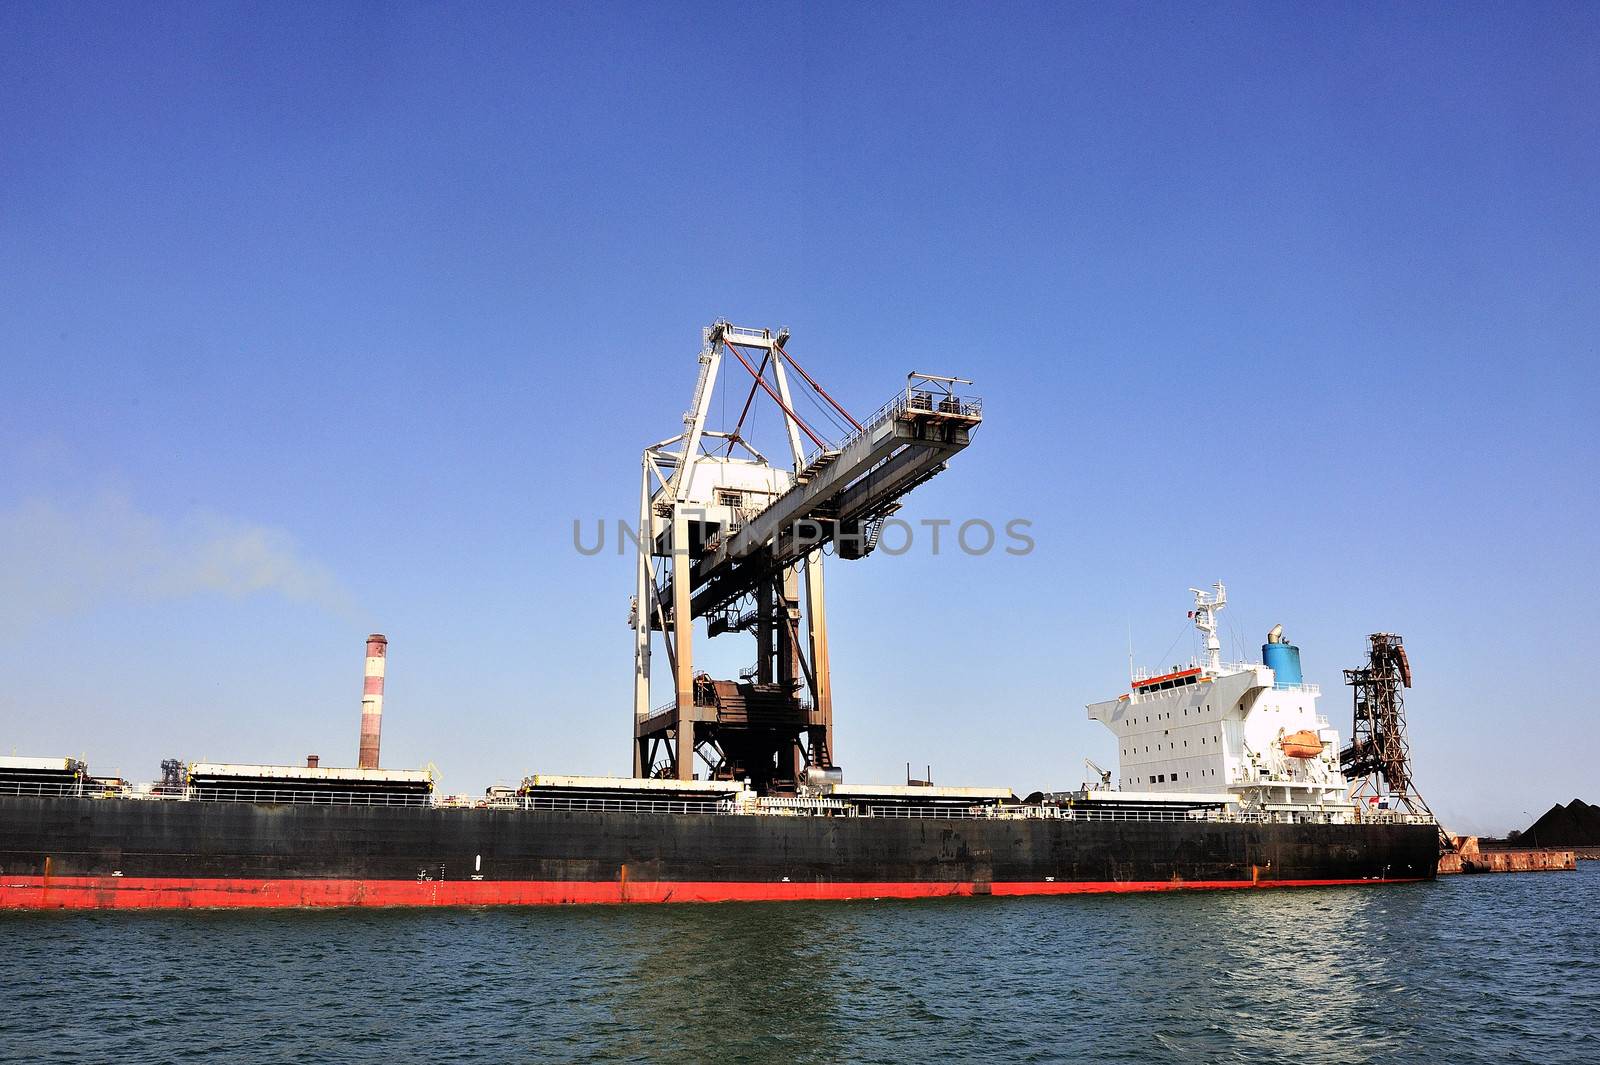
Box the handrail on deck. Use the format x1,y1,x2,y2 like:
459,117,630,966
0,780,1434,826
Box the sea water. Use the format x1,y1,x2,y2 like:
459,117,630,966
3,864,1596,1064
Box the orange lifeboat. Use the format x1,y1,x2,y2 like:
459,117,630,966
1279,730,1323,759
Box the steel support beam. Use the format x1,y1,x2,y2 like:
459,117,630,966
804,550,832,762
671,510,695,781
633,457,653,777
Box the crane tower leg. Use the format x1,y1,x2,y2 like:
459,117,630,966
633,459,653,777
757,578,774,684
780,566,803,781
672,510,695,781
805,552,833,766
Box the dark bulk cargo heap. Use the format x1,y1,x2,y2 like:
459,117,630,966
0,322,1441,909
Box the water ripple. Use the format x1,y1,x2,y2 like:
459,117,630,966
2,867,1597,1064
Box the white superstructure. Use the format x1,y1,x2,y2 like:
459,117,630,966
1087,582,1353,813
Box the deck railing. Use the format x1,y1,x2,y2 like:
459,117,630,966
185,787,435,807
797,385,982,471
0,781,135,801
0,779,1434,825
858,804,1431,825
0,781,434,807
507,795,733,815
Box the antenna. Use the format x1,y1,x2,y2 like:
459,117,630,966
1188,580,1227,674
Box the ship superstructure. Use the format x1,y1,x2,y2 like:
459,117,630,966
1087,582,1354,814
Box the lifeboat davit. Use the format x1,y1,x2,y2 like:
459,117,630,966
1279,730,1323,759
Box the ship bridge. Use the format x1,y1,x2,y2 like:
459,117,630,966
1088,583,1353,810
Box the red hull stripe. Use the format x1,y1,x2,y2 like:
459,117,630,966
0,875,1424,910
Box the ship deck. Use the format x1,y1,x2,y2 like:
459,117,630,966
0,779,1437,828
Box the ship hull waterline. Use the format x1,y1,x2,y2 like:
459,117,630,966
0,797,1438,911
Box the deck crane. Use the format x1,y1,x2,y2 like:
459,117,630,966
630,321,983,792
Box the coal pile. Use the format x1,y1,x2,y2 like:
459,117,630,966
1517,799,1600,847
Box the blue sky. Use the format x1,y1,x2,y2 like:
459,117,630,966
2,4,1595,834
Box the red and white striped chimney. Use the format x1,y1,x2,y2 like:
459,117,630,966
358,634,387,769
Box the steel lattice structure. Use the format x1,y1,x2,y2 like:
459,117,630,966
630,320,981,791
1340,633,1436,819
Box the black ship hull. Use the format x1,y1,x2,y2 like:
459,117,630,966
0,797,1437,909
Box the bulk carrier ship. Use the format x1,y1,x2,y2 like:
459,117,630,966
0,322,1440,909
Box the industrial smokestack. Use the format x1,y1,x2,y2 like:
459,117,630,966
306,755,319,769
358,634,387,769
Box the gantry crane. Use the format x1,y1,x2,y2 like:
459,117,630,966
630,321,982,792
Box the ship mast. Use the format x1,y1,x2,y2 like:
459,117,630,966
1189,580,1226,674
